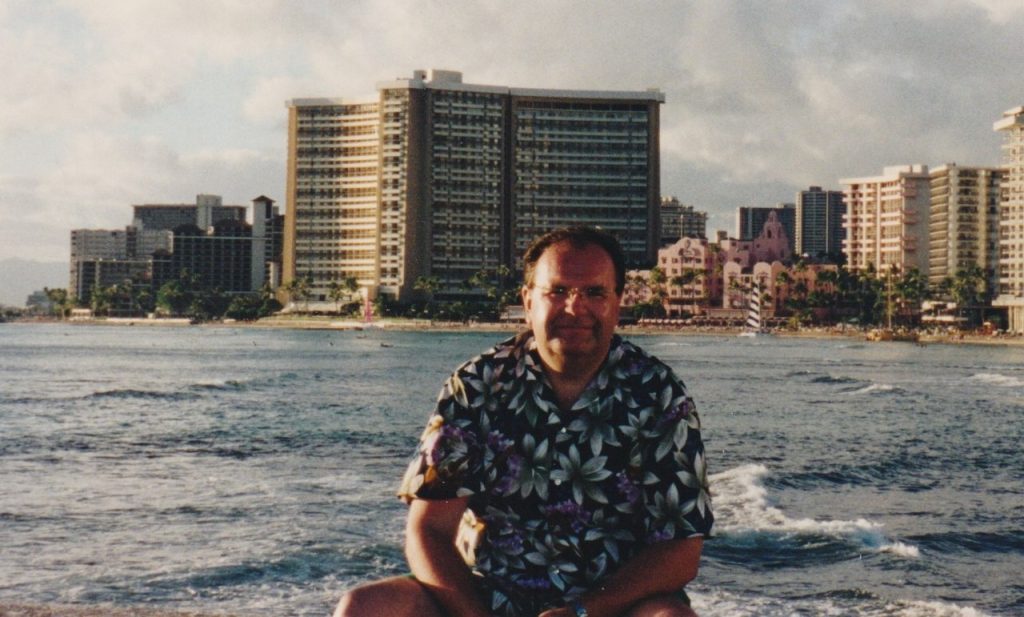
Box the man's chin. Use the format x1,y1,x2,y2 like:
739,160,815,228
549,332,599,354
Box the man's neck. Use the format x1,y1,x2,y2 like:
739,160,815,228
538,354,606,411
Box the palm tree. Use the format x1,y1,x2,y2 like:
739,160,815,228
894,267,928,324
806,269,840,323
414,275,441,320
285,274,312,313
774,271,792,313
815,269,838,295
343,275,359,297
726,277,748,310
327,279,350,314
649,266,669,310
90,284,113,317
649,267,667,298
670,269,700,315
950,264,987,325
624,272,645,301
43,287,73,320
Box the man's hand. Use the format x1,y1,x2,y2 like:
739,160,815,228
540,537,703,617
405,497,491,617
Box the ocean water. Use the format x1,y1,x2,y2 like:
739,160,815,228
1,323,1021,617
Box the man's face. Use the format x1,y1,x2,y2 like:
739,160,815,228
521,241,621,372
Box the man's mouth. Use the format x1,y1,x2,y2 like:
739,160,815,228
553,322,595,334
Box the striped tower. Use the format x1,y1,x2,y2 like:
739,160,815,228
746,283,762,332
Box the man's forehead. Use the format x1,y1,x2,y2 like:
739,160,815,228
535,243,615,279
542,240,610,259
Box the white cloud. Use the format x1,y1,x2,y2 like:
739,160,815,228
3,0,1024,263
0,130,282,261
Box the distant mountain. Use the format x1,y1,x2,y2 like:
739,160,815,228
0,258,67,308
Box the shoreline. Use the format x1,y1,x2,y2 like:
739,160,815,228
6,316,1024,347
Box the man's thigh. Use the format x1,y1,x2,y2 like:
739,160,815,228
333,575,445,617
625,592,698,617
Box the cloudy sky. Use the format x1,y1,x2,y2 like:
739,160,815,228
2,0,1023,266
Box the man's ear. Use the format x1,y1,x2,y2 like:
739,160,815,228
520,286,532,324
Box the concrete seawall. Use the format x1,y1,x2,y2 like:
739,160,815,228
0,605,242,617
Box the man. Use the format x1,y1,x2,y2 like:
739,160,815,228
336,227,713,617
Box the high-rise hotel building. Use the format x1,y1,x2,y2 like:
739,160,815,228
841,165,931,274
993,106,1024,333
927,164,1002,293
795,186,845,260
659,196,708,244
284,69,664,302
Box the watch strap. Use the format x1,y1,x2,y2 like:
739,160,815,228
569,599,589,617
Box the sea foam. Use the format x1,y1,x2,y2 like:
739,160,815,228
970,372,1024,388
845,383,896,396
884,599,996,617
710,464,918,558
688,587,993,617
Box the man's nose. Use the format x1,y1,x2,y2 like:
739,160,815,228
563,291,586,314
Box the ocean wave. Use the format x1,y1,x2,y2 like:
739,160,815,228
161,545,403,591
189,379,251,391
87,388,201,402
970,373,1024,388
82,377,263,401
844,383,898,396
908,530,1024,555
878,541,920,558
689,586,853,617
809,374,862,385
882,599,996,617
774,451,944,490
709,464,918,558
690,587,992,617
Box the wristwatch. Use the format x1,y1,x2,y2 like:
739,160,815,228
569,599,589,617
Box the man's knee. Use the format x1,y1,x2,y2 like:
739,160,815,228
626,593,699,617
334,577,439,617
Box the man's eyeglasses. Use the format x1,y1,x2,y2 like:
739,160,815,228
532,285,614,303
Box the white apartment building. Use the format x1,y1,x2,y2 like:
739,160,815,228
841,165,931,275
68,227,171,302
284,70,664,303
927,164,1002,292
993,106,1024,333
69,229,129,297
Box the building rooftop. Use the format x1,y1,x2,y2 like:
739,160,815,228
994,106,1024,131
289,69,665,107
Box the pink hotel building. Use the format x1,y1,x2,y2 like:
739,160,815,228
624,211,835,317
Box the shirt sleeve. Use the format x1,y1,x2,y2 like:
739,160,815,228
636,367,714,542
398,370,486,503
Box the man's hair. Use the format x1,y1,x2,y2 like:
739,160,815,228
522,226,627,295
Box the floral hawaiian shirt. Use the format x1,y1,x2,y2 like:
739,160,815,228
398,332,713,616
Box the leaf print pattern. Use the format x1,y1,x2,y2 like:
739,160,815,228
397,332,714,616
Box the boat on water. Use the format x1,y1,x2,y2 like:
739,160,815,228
739,282,772,338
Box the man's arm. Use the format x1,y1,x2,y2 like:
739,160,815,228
539,536,704,617
405,497,490,617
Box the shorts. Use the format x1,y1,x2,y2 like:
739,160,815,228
407,573,691,615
